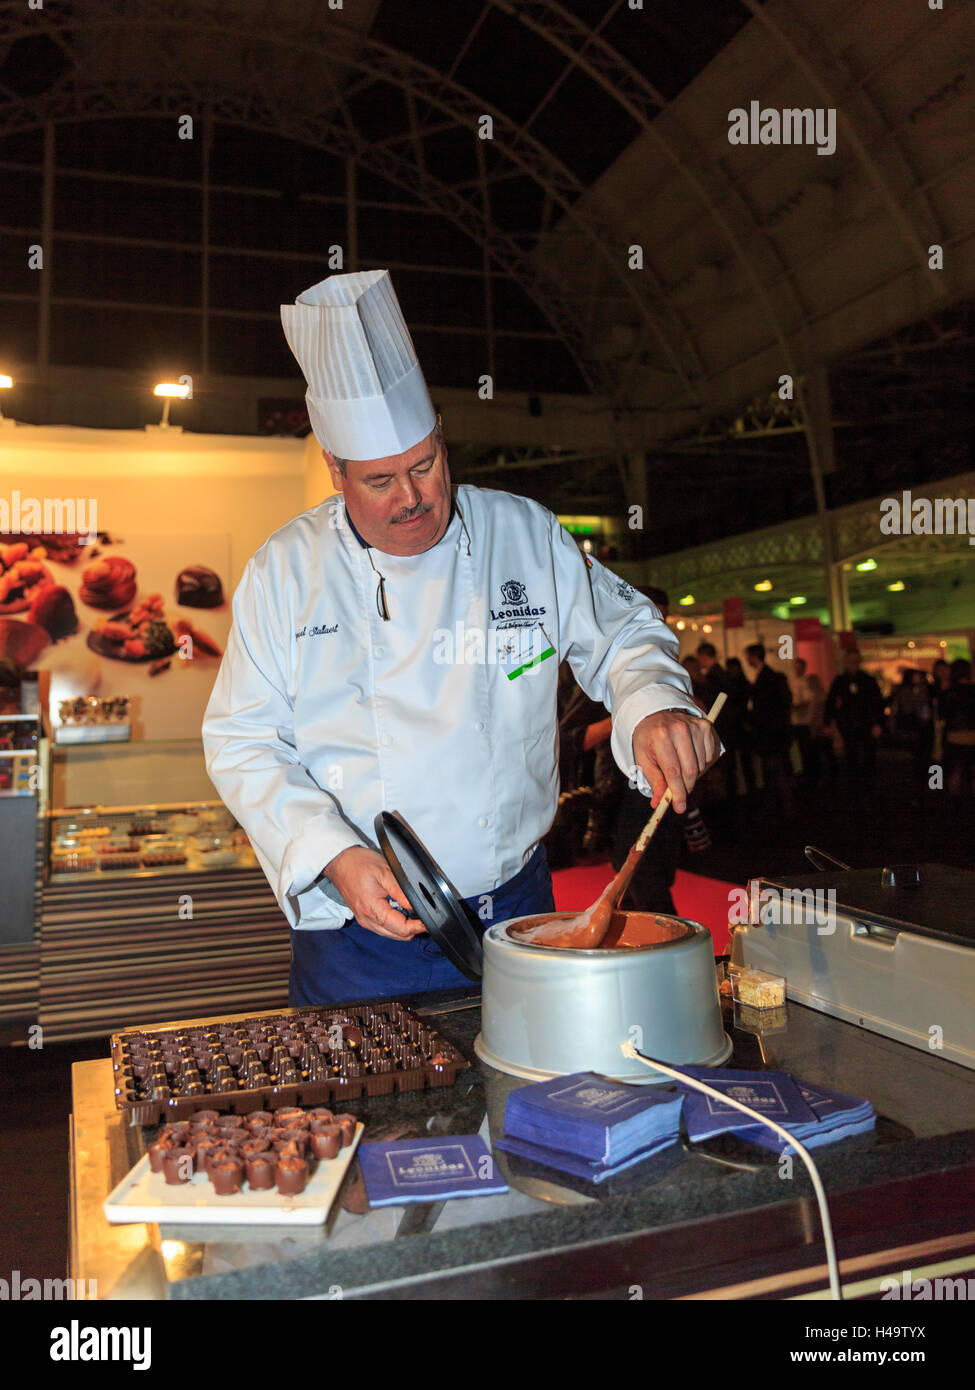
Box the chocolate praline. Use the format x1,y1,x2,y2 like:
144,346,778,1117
191,1109,221,1126
215,1112,244,1129
176,564,224,609
239,1138,270,1161
273,1107,305,1128
162,1148,196,1185
309,1127,341,1161
275,1156,308,1196
29,584,78,640
331,1115,357,1146
245,1111,273,1129
219,1130,249,1151
244,1155,277,1191
193,1136,221,1172
205,1144,237,1175
210,1157,243,1196
147,1138,173,1173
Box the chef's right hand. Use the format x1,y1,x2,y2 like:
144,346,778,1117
322,847,426,941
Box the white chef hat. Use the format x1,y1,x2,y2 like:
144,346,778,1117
280,269,436,461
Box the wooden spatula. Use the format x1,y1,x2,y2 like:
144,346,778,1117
522,692,726,949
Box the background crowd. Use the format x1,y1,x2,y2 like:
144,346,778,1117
545,585,975,915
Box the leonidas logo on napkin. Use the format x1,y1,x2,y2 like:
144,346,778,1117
358,1135,508,1206
387,1145,473,1186
548,1080,644,1116
678,1067,816,1143
705,1080,792,1116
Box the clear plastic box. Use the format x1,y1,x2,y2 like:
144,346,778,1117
731,965,786,1009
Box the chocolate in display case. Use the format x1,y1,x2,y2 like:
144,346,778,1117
55,695,131,744
112,999,470,1126
48,800,258,880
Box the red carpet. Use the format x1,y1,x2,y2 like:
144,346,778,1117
551,862,739,955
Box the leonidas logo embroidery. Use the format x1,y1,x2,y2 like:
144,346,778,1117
490,579,547,621
295,623,338,639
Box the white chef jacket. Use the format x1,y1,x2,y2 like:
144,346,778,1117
202,484,700,930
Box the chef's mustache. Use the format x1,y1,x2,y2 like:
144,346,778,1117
392,502,432,524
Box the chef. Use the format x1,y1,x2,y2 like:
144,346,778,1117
202,270,719,1005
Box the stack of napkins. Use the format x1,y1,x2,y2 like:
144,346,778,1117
494,1072,683,1182
731,1080,876,1153
678,1066,816,1142
674,1066,875,1153
358,1135,508,1206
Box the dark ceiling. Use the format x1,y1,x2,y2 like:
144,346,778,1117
0,0,755,397
0,0,970,557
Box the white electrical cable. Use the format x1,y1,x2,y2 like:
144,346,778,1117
619,1041,843,1301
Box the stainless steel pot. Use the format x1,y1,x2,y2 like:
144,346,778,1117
474,910,732,1083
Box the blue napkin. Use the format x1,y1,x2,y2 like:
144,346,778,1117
494,1129,678,1183
731,1080,876,1153
358,1135,509,1206
676,1066,817,1142
503,1072,683,1165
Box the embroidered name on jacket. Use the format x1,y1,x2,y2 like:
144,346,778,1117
295,623,339,639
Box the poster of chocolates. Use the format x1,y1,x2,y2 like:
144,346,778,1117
0,529,231,741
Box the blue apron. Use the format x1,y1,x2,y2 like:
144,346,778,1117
289,844,555,1006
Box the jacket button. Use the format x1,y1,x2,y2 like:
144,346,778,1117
381,734,393,746
474,721,484,732
373,646,384,658
477,816,489,828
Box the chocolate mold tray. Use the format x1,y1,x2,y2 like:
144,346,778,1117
111,999,469,1126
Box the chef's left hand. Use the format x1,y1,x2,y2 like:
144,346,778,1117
631,711,720,814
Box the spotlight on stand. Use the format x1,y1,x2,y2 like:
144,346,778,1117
148,381,190,432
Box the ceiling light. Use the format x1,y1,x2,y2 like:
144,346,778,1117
856,558,877,572
754,579,773,592
678,594,695,606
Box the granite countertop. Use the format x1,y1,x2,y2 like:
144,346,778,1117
73,988,975,1300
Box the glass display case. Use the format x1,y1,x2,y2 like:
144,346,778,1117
47,802,259,881
0,713,41,796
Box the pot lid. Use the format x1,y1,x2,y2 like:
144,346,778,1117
374,811,483,980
